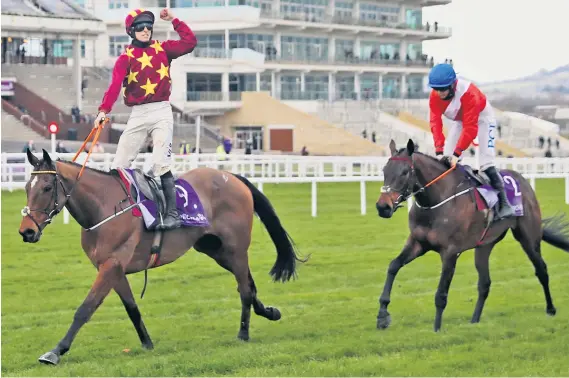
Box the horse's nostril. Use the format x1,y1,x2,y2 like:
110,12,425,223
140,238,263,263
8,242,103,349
20,228,36,241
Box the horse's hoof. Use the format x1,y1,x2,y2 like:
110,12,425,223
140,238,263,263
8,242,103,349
38,351,59,365
547,307,557,316
376,312,391,329
142,341,154,350
237,330,250,342
267,307,281,321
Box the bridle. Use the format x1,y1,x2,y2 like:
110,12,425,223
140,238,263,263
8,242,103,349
21,118,109,236
380,154,457,210
21,169,72,235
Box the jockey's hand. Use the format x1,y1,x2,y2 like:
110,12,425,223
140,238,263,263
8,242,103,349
441,155,459,168
93,111,106,128
160,8,174,21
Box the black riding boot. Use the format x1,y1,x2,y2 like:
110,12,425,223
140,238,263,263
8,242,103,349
157,171,182,230
484,166,515,220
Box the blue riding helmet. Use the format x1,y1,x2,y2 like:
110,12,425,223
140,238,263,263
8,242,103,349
428,63,457,88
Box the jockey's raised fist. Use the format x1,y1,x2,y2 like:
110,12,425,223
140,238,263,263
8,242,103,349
160,8,174,21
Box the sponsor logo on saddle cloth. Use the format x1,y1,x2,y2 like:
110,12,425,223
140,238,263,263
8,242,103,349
117,168,210,229
473,171,524,217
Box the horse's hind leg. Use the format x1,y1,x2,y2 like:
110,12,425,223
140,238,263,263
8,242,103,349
512,225,556,315
471,243,494,323
205,244,255,341
114,274,154,349
249,270,281,322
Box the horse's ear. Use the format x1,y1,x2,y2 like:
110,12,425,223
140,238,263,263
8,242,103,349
389,139,397,156
407,139,415,155
26,148,39,166
42,149,52,165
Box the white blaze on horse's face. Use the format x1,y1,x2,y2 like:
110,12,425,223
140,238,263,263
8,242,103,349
30,176,38,189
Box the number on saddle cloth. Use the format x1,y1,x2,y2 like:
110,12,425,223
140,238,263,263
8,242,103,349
458,164,524,217
116,168,210,230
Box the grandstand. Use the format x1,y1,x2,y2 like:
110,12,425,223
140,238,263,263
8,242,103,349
3,0,565,157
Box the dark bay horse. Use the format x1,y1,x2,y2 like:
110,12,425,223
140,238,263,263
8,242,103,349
375,139,569,332
18,149,306,365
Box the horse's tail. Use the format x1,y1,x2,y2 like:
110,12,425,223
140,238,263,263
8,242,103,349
232,174,308,282
542,212,569,252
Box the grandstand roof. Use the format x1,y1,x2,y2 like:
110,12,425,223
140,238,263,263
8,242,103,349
1,0,100,21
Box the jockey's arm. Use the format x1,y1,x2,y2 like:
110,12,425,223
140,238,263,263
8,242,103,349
453,93,481,157
162,18,198,59
98,54,129,114
429,92,445,155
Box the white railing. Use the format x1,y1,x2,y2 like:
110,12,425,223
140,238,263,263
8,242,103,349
3,153,569,218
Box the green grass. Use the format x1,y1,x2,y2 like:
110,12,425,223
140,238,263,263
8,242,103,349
2,179,569,376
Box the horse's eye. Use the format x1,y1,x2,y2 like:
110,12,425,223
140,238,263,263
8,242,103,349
43,186,53,192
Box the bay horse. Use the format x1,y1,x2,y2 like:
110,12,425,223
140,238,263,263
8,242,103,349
375,139,569,332
18,149,306,365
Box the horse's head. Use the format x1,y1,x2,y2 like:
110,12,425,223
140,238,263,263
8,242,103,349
19,149,66,243
376,139,416,218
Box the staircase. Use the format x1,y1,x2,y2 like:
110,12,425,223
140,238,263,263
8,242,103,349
315,100,435,154
1,110,45,141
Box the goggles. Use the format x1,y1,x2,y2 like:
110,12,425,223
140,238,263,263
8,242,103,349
133,22,153,32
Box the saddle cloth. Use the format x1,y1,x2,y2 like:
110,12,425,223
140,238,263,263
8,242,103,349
460,165,524,216
117,168,210,230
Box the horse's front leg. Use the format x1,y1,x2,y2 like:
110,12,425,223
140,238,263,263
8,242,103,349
377,236,426,329
433,251,459,332
38,258,123,365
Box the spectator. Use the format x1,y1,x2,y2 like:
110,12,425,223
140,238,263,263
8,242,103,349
245,138,253,155
56,141,68,153
556,139,560,149
538,136,544,149
545,149,553,158
301,146,309,156
434,21,438,32
361,129,367,139
223,136,232,154
179,140,191,155
81,77,88,99
71,105,81,123
22,139,36,152
371,131,376,143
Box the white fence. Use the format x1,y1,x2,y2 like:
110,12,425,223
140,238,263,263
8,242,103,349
3,153,569,219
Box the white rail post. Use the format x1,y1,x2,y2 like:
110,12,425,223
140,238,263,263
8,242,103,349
360,179,366,215
566,176,569,205
311,180,317,217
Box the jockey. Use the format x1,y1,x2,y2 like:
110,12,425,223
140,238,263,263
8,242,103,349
94,8,197,230
428,63,515,220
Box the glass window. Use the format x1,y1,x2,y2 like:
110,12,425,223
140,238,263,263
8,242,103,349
109,36,130,57
304,74,328,100
108,0,128,9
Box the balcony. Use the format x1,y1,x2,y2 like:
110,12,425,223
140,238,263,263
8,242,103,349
265,53,434,72
259,9,451,39
101,6,261,32
187,91,243,101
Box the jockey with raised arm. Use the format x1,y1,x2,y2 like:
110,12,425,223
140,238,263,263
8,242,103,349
93,8,197,230
428,63,515,220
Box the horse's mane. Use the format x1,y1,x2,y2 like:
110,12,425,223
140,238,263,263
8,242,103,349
396,148,447,168
56,158,116,176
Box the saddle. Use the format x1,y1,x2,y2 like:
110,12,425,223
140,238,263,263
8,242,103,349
460,164,491,187
128,169,170,216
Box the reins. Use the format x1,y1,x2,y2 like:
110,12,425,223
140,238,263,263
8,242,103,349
22,119,110,231
381,155,458,208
